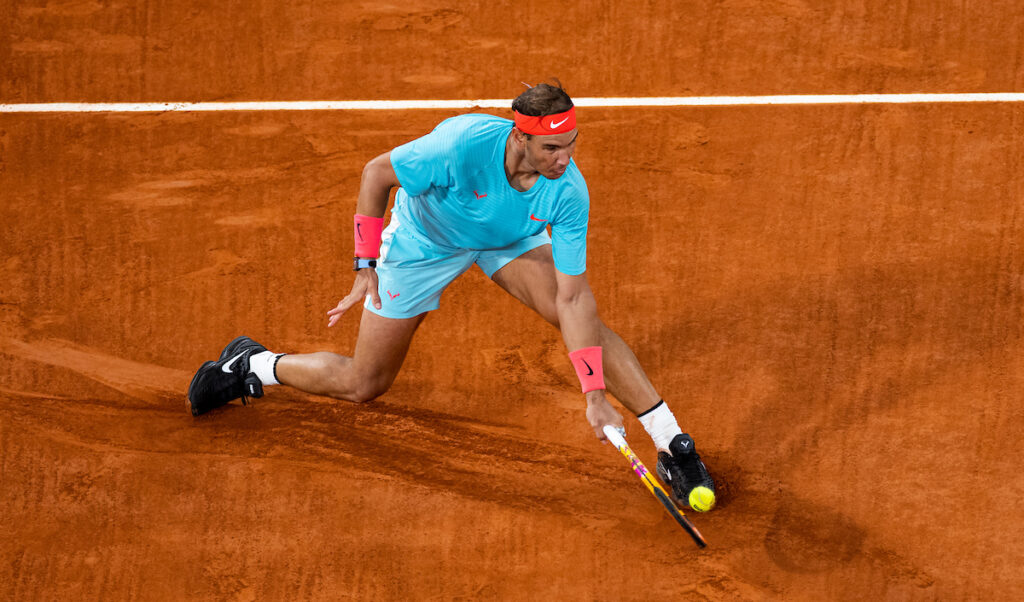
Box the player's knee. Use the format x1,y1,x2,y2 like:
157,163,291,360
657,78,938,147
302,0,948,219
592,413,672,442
348,386,377,404
349,375,393,404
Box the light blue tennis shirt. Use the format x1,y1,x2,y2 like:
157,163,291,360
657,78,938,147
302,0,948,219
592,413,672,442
389,113,589,275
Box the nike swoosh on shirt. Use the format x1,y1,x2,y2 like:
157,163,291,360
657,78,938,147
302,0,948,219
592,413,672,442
222,352,245,373
550,116,570,129
529,214,547,222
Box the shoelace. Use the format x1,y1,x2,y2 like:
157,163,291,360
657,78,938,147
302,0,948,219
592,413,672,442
238,374,259,406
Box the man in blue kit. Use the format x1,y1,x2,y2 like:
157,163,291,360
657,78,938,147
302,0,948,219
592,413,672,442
187,82,717,510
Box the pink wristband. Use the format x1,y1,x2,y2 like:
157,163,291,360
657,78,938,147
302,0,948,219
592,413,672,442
568,346,605,393
354,214,384,257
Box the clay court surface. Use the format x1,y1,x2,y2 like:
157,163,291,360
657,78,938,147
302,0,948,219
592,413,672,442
3,1,1024,600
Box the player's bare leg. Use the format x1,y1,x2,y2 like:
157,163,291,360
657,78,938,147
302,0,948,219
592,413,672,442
275,309,427,403
489,244,659,415
187,308,425,415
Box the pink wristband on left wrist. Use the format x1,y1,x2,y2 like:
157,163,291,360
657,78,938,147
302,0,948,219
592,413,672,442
569,346,605,393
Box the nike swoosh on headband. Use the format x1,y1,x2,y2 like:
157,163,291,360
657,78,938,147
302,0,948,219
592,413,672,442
550,116,570,129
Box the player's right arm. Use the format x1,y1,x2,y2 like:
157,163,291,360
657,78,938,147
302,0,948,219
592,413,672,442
355,151,400,217
327,118,463,325
327,151,400,325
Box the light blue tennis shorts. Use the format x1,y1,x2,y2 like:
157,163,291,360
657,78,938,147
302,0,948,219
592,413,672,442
364,218,551,319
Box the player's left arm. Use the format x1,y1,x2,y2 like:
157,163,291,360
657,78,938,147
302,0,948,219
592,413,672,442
554,270,600,349
554,270,624,441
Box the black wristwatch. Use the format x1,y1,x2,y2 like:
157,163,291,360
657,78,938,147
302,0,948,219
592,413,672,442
353,257,378,271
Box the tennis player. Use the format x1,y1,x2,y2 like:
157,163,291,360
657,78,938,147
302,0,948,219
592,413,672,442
187,82,716,508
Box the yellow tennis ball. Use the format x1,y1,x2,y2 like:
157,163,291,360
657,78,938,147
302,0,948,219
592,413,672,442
688,486,716,512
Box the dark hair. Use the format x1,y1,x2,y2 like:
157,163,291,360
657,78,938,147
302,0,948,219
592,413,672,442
511,80,573,117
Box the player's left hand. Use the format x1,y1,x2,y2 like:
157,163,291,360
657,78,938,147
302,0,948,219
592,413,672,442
585,391,623,442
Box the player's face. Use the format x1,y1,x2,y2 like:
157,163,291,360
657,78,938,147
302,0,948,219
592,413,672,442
525,129,578,179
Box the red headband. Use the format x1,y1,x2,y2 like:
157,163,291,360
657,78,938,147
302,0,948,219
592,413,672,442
513,107,576,135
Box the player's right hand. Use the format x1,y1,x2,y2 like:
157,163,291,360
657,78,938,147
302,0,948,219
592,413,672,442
327,268,380,327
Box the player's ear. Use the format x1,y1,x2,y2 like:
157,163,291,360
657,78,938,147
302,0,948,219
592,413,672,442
511,127,528,147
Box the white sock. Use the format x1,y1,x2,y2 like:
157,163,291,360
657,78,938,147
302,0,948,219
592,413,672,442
249,350,284,386
638,400,683,451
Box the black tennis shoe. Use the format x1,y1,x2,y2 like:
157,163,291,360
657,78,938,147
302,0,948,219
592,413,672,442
186,336,267,416
655,433,716,508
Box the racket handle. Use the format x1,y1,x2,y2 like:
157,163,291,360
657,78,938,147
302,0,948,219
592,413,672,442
602,424,627,447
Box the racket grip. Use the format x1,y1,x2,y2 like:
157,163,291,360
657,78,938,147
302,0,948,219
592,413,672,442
602,424,627,447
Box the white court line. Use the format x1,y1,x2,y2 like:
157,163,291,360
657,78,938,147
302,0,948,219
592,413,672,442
1,93,1023,113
